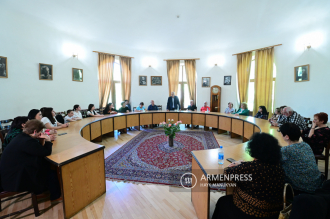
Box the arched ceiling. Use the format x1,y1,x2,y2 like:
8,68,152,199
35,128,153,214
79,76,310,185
3,0,329,52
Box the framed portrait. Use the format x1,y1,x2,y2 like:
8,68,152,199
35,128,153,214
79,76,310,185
151,76,162,86
72,68,83,82
0,56,8,78
39,63,53,80
202,77,210,87
224,76,231,85
294,64,309,82
139,75,147,86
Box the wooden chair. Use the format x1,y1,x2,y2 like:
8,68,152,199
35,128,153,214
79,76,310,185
157,105,162,110
266,112,269,120
0,191,40,218
249,111,253,116
0,120,13,131
315,141,330,179
80,110,88,118
133,107,137,112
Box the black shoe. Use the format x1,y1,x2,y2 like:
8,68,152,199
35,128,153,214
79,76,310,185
187,125,190,128
196,125,199,128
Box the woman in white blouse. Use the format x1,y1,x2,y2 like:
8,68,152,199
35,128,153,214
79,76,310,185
224,102,235,114
41,107,68,130
87,104,104,117
73,105,83,120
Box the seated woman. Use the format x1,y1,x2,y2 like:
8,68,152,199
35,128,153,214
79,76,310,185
279,123,323,194
254,106,268,120
103,103,118,114
2,116,28,151
28,109,57,140
268,107,280,123
73,105,83,120
118,101,130,113
212,133,284,219
135,102,146,112
232,102,249,116
224,102,235,114
0,120,61,201
87,104,104,117
302,112,330,155
41,107,69,130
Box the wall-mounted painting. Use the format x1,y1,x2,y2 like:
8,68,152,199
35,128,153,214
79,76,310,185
139,75,147,86
0,56,8,78
202,77,210,87
72,68,83,82
294,64,309,82
39,63,53,80
224,76,231,85
151,76,162,86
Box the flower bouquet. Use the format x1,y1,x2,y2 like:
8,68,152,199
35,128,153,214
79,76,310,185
160,119,182,146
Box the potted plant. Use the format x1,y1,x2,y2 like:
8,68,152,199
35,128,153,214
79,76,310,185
160,119,182,147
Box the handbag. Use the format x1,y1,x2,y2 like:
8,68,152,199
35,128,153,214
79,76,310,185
279,183,294,219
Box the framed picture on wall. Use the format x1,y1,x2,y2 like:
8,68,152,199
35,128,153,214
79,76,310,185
151,76,162,86
224,76,231,85
0,56,8,78
72,68,83,82
294,64,309,82
202,77,210,87
39,63,53,80
139,75,147,86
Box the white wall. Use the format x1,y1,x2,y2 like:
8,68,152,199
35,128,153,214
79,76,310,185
1,5,330,121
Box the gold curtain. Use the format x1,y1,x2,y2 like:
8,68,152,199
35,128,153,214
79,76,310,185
184,60,196,102
166,60,180,96
253,47,274,115
98,53,115,108
237,52,252,105
120,56,132,102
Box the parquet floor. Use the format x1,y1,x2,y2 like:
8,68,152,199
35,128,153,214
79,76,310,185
0,126,328,219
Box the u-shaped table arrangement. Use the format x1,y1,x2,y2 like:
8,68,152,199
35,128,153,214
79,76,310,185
47,110,285,218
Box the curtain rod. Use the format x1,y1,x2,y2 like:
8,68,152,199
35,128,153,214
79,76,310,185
92,51,134,58
163,58,200,61
232,44,282,56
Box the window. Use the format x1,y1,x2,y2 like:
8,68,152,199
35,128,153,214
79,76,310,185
108,57,122,109
178,63,190,109
247,51,276,113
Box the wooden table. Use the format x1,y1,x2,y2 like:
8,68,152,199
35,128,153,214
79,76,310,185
47,110,283,218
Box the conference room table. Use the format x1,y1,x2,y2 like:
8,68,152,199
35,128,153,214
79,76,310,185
46,110,283,218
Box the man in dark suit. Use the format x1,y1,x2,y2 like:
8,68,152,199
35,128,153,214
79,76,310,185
166,92,181,111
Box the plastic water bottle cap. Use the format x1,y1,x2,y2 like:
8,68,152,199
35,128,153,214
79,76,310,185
220,146,223,149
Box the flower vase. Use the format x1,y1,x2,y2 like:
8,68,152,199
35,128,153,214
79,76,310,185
169,136,174,147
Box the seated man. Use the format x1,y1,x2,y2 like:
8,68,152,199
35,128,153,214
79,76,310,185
148,100,158,111
187,100,197,111
125,100,131,112
200,101,210,112
273,107,307,131
166,91,181,111
118,101,130,113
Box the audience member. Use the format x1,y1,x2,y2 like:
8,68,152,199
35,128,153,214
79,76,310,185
125,100,132,112
103,103,118,114
279,123,323,194
232,102,249,116
212,133,284,219
254,106,268,120
28,109,42,120
64,110,79,123
166,91,181,111
268,107,280,123
0,120,61,201
118,101,129,113
147,100,159,111
302,112,330,155
200,101,210,112
274,107,307,131
224,102,235,114
187,100,197,111
87,104,104,117
135,102,145,112
41,107,68,130
2,116,28,151
73,104,83,120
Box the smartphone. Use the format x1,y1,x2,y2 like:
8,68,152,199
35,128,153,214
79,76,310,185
58,133,67,136
226,158,236,163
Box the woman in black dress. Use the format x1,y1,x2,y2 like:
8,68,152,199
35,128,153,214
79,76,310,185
254,106,268,120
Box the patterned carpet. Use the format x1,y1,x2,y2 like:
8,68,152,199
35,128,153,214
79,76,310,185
105,130,220,187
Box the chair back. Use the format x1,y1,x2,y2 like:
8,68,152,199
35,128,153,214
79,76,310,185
81,109,88,118
249,111,253,116
0,119,13,130
157,105,162,110
266,112,269,120
133,107,137,112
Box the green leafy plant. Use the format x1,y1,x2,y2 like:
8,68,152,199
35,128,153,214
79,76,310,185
160,119,182,138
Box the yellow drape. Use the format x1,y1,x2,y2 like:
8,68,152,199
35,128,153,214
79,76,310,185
120,56,132,102
184,60,196,102
237,52,252,105
98,53,115,108
167,60,180,96
253,47,274,115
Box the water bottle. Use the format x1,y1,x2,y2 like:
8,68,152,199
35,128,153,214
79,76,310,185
218,146,224,164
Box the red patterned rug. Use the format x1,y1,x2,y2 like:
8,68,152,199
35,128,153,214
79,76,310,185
105,130,220,187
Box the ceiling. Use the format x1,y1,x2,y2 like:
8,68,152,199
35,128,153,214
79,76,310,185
3,0,329,52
